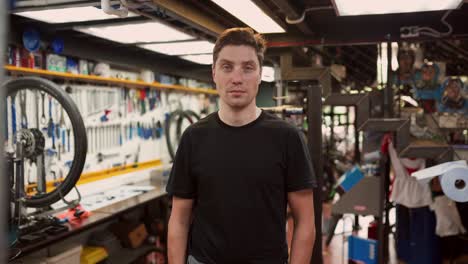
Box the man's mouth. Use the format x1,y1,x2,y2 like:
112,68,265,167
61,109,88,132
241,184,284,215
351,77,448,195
228,90,246,94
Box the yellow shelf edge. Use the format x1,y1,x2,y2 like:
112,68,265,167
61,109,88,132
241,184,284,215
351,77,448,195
26,159,162,195
5,65,218,95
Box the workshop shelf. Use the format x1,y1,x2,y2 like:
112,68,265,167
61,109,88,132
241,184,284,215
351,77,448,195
5,65,218,95
399,139,452,159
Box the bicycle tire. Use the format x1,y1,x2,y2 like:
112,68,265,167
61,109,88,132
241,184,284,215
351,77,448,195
175,109,200,142
165,110,200,161
4,77,87,208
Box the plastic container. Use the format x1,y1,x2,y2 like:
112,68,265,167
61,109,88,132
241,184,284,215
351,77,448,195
46,245,82,264
80,246,108,264
88,230,121,255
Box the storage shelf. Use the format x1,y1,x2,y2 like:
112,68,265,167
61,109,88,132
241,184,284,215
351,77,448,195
108,244,163,264
359,118,409,132
5,65,218,95
400,140,452,159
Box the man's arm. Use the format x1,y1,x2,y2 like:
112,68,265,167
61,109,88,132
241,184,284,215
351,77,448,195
168,196,194,264
288,189,315,264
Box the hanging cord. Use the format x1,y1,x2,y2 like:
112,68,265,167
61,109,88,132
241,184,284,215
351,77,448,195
58,185,82,207
286,6,334,24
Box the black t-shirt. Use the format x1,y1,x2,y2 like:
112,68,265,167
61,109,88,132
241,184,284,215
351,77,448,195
166,111,316,264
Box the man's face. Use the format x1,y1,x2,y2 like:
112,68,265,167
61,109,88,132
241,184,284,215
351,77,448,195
212,45,261,110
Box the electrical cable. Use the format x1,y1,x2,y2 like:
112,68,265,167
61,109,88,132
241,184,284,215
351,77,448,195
416,9,454,38
285,6,334,24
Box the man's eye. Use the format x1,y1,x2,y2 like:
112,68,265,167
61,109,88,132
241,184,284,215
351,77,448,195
222,64,232,70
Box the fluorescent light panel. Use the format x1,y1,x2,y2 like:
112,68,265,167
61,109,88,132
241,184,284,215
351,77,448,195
76,21,194,44
210,0,285,33
140,40,214,55
334,0,463,16
15,6,137,23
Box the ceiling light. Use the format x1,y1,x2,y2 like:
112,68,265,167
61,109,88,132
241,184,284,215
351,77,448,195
15,6,137,23
180,54,213,65
333,0,463,16
262,66,275,82
76,21,194,44
140,40,214,55
210,0,285,33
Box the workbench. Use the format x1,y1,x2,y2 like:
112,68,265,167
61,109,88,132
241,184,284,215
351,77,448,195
9,179,168,263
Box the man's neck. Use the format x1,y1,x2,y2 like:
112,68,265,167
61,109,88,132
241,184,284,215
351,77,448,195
218,103,261,127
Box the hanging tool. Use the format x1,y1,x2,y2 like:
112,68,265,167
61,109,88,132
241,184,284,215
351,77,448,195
156,120,163,139
129,122,133,140
59,104,66,127
122,88,127,118
67,127,71,152
119,125,123,146
149,89,156,111
47,96,56,150
58,144,61,161
40,91,46,126
4,102,8,142
128,89,134,113
61,129,66,154
133,90,139,114
55,101,61,140
96,152,119,163
11,93,17,143
19,91,28,129
137,122,141,138
140,88,148,115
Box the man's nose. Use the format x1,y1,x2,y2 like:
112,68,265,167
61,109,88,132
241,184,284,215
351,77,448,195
231,68,243,85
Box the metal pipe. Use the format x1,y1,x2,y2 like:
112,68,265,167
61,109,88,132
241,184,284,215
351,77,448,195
307,82,323,264
1,0,8,261
384,39,394,118
101,0,128,18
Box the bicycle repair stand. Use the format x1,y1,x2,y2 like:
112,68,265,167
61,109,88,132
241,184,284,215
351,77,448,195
8,140,81,246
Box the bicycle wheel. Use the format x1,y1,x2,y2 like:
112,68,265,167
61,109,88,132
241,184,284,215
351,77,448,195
4,77,87,207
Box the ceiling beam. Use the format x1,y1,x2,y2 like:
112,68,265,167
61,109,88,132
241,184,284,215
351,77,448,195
151,0,226,36
268,0,314,35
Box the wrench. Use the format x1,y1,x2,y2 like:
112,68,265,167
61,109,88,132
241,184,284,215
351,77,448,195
40,91,46,126
19,91,28,128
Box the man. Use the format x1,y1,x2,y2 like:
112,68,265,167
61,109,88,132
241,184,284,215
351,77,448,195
166,27,316,264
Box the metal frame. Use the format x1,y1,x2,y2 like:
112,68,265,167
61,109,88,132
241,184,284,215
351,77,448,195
280,53,331,97
280,53,325,264
1,0,7,262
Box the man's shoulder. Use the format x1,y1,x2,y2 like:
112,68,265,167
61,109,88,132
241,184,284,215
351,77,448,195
185,112,218,133
260,111,301,133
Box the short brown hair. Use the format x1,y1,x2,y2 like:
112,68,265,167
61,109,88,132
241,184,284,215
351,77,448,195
213,27,267,67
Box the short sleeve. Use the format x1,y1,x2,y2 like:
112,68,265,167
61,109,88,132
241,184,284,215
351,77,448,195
165,129,197,198
285,128,317,192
